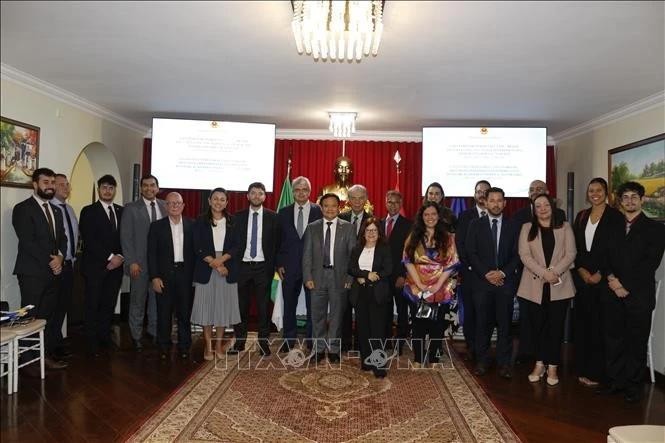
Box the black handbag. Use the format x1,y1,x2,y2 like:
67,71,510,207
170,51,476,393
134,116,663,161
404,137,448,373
415,290,438,320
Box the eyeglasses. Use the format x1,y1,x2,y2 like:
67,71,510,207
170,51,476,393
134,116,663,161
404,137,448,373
365,228,379,233
620,194,641,202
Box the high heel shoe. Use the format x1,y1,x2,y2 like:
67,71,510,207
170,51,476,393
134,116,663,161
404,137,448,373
203,349,214,361
528,362,546,382
546,365,559,386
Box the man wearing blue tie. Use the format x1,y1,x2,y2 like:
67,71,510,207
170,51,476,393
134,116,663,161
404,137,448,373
276,176,322,353
51,173,79,360
230,182,279,356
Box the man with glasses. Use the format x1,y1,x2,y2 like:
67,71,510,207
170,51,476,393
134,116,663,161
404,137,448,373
596,181,665,403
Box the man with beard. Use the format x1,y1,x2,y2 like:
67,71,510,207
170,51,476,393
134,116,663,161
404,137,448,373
12,167,68,370
120,174,166,351
466,187,520,379
455,180,491,361
597,181,665,403
79,174,124,356
229,182,278,356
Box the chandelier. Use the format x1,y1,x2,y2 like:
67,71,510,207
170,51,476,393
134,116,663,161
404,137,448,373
291,1,384,61
329,112,357,137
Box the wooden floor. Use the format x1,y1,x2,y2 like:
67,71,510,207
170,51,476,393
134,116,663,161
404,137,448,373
1,322,663,443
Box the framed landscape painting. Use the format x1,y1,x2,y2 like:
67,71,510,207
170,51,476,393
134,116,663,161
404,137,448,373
0,117,40,188
608,133,665,221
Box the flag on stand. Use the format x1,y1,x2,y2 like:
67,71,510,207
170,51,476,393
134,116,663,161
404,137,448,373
270,160,293,331
394,150,406,216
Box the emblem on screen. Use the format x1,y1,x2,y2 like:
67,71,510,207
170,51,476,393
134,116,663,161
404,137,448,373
480,127,488,135
211,121,218,128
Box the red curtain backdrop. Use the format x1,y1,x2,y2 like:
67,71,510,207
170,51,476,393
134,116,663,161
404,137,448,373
142,139,556,220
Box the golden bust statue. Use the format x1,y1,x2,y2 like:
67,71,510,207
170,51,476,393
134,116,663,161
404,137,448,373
320,155,353,202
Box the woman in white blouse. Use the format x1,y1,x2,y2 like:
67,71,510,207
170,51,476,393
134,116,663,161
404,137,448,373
348,217,393,378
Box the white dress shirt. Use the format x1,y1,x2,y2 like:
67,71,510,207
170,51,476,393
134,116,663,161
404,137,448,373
322,217,338,266
358,246,375,271
212,218,227,251
585,217,599,251
243,206,265,262
170,217,184,262
294,201,311,231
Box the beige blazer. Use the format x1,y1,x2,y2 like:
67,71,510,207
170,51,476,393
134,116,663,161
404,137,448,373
517,221,577,304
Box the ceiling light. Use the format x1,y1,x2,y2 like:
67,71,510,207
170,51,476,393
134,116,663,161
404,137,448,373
291,1,384,61
329,112,357,138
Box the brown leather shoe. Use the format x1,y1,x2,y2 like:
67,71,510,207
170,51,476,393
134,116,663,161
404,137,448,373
45,357,68,370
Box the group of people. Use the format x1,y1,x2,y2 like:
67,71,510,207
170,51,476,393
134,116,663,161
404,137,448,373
11,168,664,402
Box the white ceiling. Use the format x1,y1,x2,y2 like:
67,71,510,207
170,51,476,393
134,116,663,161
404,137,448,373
1,1,664,138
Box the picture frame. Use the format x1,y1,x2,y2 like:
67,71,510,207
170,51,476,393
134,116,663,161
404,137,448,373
0,117,40,188
608,133,665,221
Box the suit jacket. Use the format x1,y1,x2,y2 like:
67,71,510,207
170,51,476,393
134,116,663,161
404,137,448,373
192,216,239,284
517,222,577,303
340,210,371,238
147,216,194,283
456,206,482,269
12,196,67,277
234,207,279,279
466,215,521,291
607,213,665,310
379,214,412,281
79,200,123,277
572,205,624,278
514,204,567,226
276,202,323,279
348,242,393,305
120,198,167,275
302,218,356,288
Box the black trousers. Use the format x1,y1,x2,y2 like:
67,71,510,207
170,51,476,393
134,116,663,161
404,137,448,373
574,282,607,382
411,304,448,364
473,285,514,366
601,292,652,394
342,292,359,350
281,275,312,346
17,273,60,358
84,268,123,352
355,286,389,370
459,270,476,355
386,279,413,345
156,266,193,352
234,262,270,348
522,289,569,365
51,260,74,352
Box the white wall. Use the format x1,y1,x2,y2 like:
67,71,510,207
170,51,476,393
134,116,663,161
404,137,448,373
0,79,144,309
556,104,665,376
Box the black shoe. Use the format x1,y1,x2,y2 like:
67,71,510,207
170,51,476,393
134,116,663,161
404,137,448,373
160,351,168,360
623,391,643,404
595,385,624,396
53,347,73,359
133,340,143,352
277,342,291,354
474,364,487,376
328,353,340,363
361,364,372,372
179,351,189,360
45,357,68,370
499,365,513,379
373,369,387,378
227,343,245,355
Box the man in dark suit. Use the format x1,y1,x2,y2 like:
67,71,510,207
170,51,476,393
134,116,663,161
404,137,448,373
466,187,521,379
120,174,166,351
147,192,195,360
455,180,491,361
379,190,413,354
303,193,357,363
230,182,279,355
79,174,124,356
50,173,79,361
598,181,665,403
276,176,322,353
339,184,371,351
513,179,567,225
12,167,68,370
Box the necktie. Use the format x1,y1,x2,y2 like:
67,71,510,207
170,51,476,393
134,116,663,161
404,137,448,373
108,205,117,231
297,206,304,238
353,215,359,234
491,218,499,267
150,201,157,222
250,211,258,258
323,221,332,266
386,217,395,238
481,210,487,217
60,204,76,258
43,203,57,254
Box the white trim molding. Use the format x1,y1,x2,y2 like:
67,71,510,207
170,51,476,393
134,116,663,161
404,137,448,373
551,91,665,144
1,63,149,135
276,129,422,142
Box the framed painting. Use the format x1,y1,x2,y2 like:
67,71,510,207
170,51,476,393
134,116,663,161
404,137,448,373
0,117,40,188
608,133,665,221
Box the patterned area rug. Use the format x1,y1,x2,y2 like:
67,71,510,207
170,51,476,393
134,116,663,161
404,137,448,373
127,338,520,442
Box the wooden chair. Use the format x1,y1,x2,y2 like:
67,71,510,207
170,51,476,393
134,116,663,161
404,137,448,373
3,318,47,392
1,329,17,394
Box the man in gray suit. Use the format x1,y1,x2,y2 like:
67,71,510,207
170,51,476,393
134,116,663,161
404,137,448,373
119,174,166,351
303,193,357,363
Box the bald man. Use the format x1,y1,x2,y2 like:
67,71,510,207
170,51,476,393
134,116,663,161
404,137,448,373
147,192,195,359
513,180,566,226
